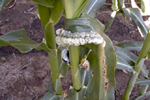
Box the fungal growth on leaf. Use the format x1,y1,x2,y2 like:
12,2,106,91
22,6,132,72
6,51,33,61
55,28,106,47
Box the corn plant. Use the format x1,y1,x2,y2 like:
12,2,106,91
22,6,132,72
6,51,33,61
0,0,150,100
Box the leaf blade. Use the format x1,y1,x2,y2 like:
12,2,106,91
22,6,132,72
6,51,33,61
123,8,149,37
86,0,106,17
116,41,143,51
0,0,12,11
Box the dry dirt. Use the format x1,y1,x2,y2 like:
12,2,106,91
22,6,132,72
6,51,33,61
0,0,150,100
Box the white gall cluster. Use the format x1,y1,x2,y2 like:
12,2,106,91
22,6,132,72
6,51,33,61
55,28,106,47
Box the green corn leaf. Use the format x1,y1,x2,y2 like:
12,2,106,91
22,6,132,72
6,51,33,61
63,0,88,18
102,34,116,100
41,92,59,100
85,44,105,100
65,14,105,34
79,46,90,59
115,46,137,70
59,61,69,77
116,41,143,51
112,0,125,11
0,29,50,53
86,0,106,17
48,77,54,92
65,86,86,100
83,69,92,86
0,0,12,11
104,11,118,32
80,68,88,86
80,68,92,86
135,91,150,100
136,79,150,85
123,8,149,37
118,0,125,9
136,30,150,66
73,0,90,18
117,55,134,72
50,0,63,25
36,38,53,52
42,91,64,100
115,46,148,78
37,4,51,30
48,50,63,94
32,0,53,8
0,29,54,53
111,0,118,11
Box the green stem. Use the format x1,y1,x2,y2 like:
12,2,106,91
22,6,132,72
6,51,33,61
45,23,56,49
69,46,82,90
37,5,63,94
63,0,85,90
123,73,139,100
123,31,150,100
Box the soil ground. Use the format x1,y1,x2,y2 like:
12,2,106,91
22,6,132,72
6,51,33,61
0,0,150,100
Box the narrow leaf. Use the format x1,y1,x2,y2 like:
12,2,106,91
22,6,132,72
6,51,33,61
0,0,12,11
59,62,69,77
36,38,53,52
65,14,105,34
136,30,150,65
111,0,118,11
37,5,51,29
66,87,86,100
50,0,63,24
136,79,150,85
62,0,86,18
73,0,90,18
117,56,133,72
48,77,54,92
104,11,117,32
0,29,54,53
41,92,64,100
135,91,150,100
80,68,92,86
86,0,106,17
115,46,148,77
0,29,38,53
116,41,143,51
123,8,149,37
